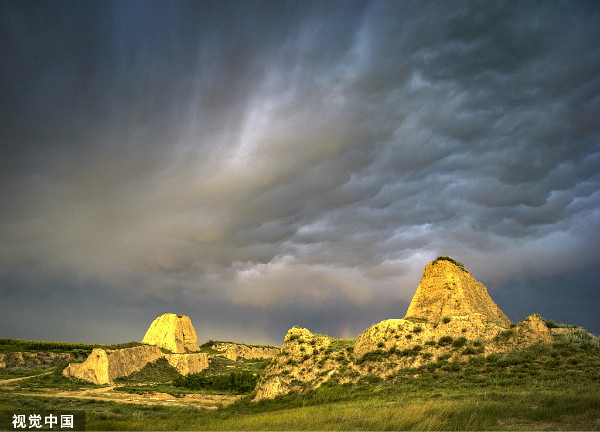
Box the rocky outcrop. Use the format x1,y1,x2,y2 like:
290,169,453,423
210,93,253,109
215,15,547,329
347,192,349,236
254,327,338,401
164,353,209,375
353,313,505,358
63,347,209,384
211,343,279,361
405,259,511,327
142,313,199,353
253,258,569,401
63,345,164,385
63,313,209,384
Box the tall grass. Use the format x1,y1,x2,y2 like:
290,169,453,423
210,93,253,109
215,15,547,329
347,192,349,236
77,386,600,431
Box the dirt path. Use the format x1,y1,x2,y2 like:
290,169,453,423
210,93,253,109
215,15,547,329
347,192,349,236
9,388,243,409
0,371,53,384
1,371,243,409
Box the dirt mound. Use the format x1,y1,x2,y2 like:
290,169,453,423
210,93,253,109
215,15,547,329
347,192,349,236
405,258,511,327
164,353,209,375
211,342,279,361
252,258,573,401
63,345,164,384
142,313,199,353
353,313,504,358
253,327,337,401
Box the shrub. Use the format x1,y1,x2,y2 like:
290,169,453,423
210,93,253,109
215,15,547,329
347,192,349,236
348,370,360,378
442,317,451,324
438,336,453,346
358,374,383,385
434,255,465,269
494,330,514,341
377,341,385,348
421,352,433,360
461,328,467,333
554,329,600,352
545,320,559,329
173,371,258,393
356,349,386,365
462,347,476,355
425,340,436,346
413,326,423,333
405,334,413,340
441,362,461,372
452,337,467,348
486,354,500,364
413,345,422,352
468,355,485,366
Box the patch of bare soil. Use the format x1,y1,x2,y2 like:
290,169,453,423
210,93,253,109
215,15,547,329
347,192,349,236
0,371,53,384
1,374,242,409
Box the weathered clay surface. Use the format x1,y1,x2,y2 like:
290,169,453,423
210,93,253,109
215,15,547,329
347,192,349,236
63,345,163,384
253,259,572,401
513,314,553,346
165,353,209,375
142,313,199,353
353,313,504,357
253,327,336,401
405,260,511,327
211,342,279,361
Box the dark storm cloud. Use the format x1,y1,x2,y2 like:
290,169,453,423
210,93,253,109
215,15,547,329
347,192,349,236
1,1,599,343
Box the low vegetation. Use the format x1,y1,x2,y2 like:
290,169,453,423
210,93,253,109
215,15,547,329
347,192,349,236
0,338,143,354
115,358,181,384
173,371,258,393
1,340,598,430
433,255,466,270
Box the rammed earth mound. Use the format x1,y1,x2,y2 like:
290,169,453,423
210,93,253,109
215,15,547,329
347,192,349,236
253,257,595,400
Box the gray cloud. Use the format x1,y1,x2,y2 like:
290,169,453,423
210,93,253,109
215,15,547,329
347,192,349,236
1,1,599,343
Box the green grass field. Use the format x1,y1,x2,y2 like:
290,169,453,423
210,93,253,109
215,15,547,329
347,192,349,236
0,338,143,354
1,341,598,430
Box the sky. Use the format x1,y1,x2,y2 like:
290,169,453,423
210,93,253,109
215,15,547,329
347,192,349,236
1,1,599,345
